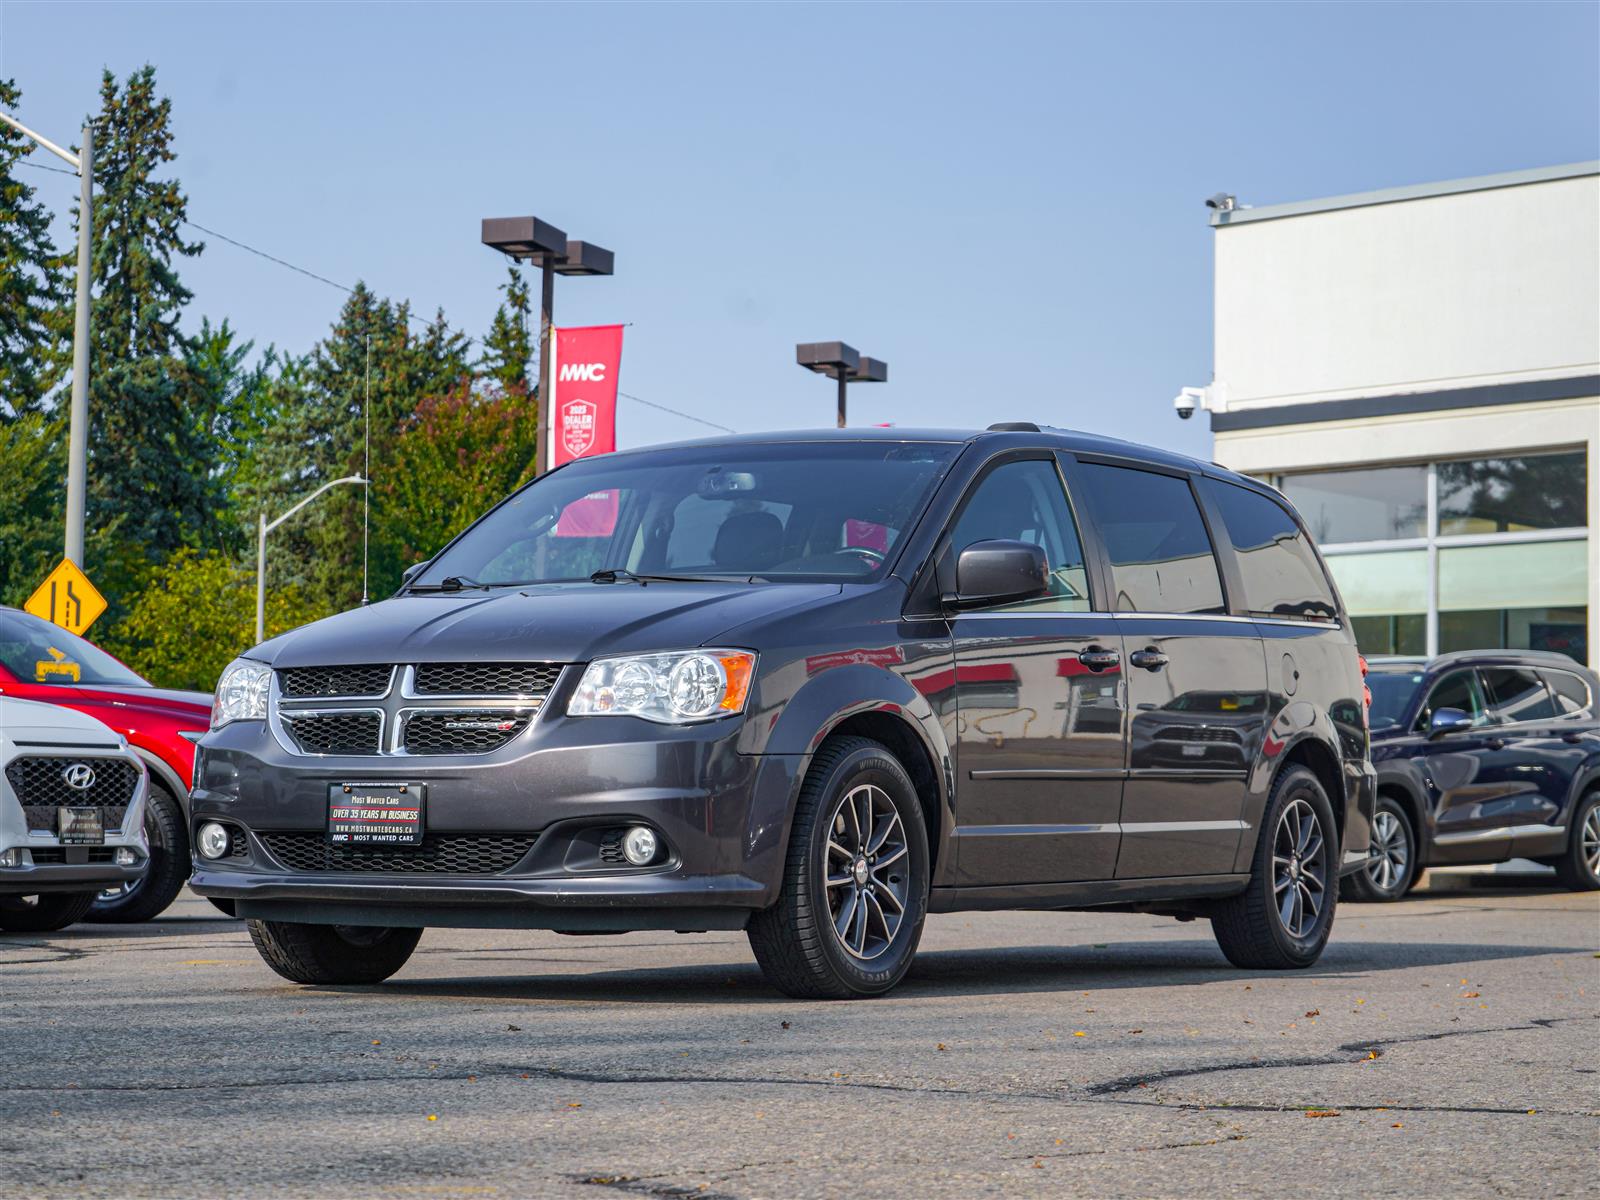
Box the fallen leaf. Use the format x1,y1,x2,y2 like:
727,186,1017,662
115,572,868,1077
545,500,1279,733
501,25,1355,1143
781,1021,791,1030
1073,1031,1087,1037
426,1115,437,1122
567,1102,583,1109
1462,992,1481,998
1392,1122,1404,1129
1304,1110,1340,1119
507,1024,521,1032
1305,1009,1320,1018
371,1040,382,1046
1128,1029,1144,1035
936,1043,948,1051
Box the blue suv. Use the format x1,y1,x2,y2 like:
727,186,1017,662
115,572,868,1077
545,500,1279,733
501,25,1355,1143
1354,651,1600,901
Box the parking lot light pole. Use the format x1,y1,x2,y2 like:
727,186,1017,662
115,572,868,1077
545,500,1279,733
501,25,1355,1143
481,218,614,475
0,111,92,566
256,475,367,644
796,342,888,428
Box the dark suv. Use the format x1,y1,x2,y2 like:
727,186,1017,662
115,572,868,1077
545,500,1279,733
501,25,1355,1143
191,426,1376,998
1352,652,1600,901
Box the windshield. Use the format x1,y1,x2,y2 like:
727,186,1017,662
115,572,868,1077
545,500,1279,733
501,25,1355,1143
412,441,961,587
1367,670,1425,729
0,610,150,688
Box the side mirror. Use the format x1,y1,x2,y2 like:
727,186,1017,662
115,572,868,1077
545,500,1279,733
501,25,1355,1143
948,540,1049,609
1427,707,1474,739
401,561,431,587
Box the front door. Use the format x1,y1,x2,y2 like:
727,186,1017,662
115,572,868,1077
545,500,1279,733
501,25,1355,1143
945,455,1126,886
1072,460,1266,878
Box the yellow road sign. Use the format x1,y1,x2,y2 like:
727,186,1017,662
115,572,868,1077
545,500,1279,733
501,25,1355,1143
24,558,108,637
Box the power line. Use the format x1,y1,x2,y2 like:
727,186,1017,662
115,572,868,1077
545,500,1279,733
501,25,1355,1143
16,158,76,176
19,160,736,434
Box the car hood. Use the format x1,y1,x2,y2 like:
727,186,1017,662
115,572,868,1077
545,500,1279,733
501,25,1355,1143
42,685,213,723
0,695,123,743
253,582,847,668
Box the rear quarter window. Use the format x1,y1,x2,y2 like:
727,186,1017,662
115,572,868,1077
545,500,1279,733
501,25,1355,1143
1541,670,1594,718
1201,479,1338,621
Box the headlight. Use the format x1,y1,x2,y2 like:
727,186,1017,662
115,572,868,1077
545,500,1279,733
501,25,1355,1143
211,658,272,729
568,650,755,724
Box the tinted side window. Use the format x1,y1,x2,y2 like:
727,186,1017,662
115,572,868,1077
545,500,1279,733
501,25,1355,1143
1201,479,1338,620
1480,667,1559,724
1078,464,1225,614
1415,670,1486,731
948,459,1092,613
1543,670,1594,717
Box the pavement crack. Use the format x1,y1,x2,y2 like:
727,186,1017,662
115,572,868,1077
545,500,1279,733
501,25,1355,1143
1016,1134,1249,1160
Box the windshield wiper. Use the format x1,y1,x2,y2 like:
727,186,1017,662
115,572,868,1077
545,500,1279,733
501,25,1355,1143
590,569,761,585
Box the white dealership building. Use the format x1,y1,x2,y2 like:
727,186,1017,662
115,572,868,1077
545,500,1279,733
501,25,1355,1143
1196,161,1599,667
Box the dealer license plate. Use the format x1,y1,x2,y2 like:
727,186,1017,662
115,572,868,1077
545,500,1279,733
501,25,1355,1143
327,783,424,847
58,806,104,845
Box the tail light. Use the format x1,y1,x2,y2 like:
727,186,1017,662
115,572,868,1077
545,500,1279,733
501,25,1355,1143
1358,654,1371,728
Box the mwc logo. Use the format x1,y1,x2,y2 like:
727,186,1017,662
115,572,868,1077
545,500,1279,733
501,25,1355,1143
558,362,607,383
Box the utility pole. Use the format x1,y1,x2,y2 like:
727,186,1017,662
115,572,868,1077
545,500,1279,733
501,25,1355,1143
0,112,93,566
537,258,555,476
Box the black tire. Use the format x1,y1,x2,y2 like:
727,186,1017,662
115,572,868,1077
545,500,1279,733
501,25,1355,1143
1212,764,1339,970
247,920,422,985
0,891,98,932
1340,795,1417,903
88,781,189,923
1553,791,1600,892
747,736,930,999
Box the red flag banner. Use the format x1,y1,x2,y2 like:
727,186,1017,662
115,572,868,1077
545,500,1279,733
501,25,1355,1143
547,324,624,470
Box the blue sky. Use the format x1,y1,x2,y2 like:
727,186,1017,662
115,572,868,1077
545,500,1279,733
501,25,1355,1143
3,1,1596,459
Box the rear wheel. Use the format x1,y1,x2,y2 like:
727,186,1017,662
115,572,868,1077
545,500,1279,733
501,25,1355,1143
1212,764,1338,970
747,736,930,999
247,920,422,984
1340,795,1416,902
1553,792,1600,892
0,891,98,933
89,781,189,923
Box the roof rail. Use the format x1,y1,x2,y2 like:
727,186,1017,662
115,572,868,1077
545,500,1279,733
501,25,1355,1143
986,421,1040,433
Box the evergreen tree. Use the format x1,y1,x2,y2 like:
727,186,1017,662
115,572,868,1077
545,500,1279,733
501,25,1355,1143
66,66,216,580
478,265,532,392
0,78,70,420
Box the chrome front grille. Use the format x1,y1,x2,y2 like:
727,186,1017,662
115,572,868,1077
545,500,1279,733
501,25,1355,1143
279,664,395,698
280,710,384,755
401,710,531,755
413,662,562,697
258,832,537,874
270,662,564,757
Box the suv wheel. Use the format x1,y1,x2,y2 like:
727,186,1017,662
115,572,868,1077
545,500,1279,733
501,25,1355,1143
0,891,98,933
1340,796,1416,903
747,736,930,999
1553,791,1600,892
247,920,423,984
89,782,189,924
1212,764,1338,970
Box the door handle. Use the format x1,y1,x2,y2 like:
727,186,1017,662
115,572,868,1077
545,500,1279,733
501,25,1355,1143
1484,737,1506,751
1077,647,1121,672
1129,648,1169,671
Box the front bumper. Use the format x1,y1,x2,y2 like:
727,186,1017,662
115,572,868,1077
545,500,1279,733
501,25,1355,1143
188,712,803,930
1,755,150,895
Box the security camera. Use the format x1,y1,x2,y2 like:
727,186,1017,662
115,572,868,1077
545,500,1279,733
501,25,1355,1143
1205,192,1237,213
1173,387,1206,420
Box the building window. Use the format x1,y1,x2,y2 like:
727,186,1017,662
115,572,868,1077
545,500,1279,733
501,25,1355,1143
1272,449,1589,664
1437,450,1588,535
1279,465,1427,544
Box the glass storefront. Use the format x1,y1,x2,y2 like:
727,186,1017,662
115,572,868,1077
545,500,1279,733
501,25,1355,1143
1278,449,1590,663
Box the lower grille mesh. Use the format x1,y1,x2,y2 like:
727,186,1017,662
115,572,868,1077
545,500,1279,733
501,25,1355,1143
258,832,537,874
23,805,128,833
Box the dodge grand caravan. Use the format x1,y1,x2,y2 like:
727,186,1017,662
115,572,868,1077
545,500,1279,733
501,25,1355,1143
191,425,1377,998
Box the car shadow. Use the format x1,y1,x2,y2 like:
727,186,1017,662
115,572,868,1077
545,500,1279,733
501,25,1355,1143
340,937,1587,1005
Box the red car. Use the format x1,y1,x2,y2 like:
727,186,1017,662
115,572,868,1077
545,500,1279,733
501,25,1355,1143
0,606,209,922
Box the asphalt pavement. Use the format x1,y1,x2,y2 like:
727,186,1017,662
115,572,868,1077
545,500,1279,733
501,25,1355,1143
1,874,1595,1199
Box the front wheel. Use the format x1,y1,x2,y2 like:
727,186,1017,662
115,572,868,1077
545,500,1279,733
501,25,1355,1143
247,920,422,984
0,891,98,932
1212,764,1339,970
1553,792,1600,892
1340,795,1416,903
89,782,189,923
747,736,930,999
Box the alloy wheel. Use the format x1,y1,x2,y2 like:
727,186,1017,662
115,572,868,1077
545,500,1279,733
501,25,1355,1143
1272,797,1327,938
1366,809,1409,893
98,804,161,904
823,783,909,961
1583,806,1600,880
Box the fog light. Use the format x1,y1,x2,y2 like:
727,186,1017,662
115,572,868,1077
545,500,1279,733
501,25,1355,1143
114,848,138,867
622,826,659,866
197,822,231,860
0,848,20,868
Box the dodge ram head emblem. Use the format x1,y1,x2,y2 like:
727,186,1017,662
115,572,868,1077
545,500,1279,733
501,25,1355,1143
63,762,97,791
